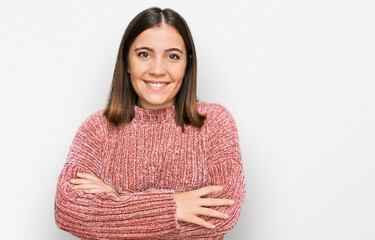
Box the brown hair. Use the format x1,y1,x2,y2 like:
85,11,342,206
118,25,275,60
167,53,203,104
103,7,205,131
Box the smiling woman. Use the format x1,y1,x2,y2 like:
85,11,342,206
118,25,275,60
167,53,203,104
54,7,245,240
102,7,205,131
128,25,186,110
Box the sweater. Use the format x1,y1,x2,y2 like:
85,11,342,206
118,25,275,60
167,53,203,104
54,102,245,240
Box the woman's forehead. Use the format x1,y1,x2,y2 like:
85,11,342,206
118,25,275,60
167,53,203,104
132,25,185,51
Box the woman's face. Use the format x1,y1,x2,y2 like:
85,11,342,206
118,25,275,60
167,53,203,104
128,25,187,110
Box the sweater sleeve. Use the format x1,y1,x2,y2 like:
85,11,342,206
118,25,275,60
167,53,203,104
54,112,180,239
176,105,246,239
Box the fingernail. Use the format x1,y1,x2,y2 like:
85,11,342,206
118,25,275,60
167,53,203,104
224,214,229,219
229,200,235,204
210,224,215,229
77,173,82,176
70,179,75,182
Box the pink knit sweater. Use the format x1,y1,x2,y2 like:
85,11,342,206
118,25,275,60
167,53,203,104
55,102,245,240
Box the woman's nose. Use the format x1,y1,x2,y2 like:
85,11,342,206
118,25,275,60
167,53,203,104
149,57,166,76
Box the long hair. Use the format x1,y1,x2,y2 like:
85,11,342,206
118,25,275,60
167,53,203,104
103,7,205,131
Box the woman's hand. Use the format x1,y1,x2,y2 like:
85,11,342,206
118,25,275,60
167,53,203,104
70,172,117,194
175,185,234,229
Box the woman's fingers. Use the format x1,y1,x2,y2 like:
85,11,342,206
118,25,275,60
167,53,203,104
76,172,100,180
199,197,234,207
70,178,104,187
74,182,115,193
175,185,234,229
190,216,215,229
70,173,101,185
73,183,101,189
70,178,95,184
197,207,229,220
70,173,116,193
195,185,223,197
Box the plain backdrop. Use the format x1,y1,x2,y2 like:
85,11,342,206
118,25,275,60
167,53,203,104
0,0,374,239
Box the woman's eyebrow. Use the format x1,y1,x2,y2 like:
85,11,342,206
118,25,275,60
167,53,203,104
134,47,153,52
165,48,184,54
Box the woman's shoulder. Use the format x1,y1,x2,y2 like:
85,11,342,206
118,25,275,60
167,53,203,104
82,109,107,124
196,101,235,123
77,109,111,132
196,102,239,140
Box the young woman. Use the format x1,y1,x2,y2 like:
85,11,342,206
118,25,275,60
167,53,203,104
55,7,245,240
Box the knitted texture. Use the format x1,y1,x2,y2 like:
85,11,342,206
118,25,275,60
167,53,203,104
55,102,245,240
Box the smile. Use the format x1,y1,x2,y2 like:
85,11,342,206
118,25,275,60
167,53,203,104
144,81,170,88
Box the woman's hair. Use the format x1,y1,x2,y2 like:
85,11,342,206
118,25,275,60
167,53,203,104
103,7,206,131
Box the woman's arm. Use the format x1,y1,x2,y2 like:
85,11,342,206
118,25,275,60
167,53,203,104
54,112,180,239
174,104,246,239
70,173,236,230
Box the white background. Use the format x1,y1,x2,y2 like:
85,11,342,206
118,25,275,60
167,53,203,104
0,0,374,239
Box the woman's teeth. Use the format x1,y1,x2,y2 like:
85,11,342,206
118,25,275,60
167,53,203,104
145,81,169,88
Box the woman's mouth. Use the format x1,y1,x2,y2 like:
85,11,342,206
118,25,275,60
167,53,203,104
144,81,170,88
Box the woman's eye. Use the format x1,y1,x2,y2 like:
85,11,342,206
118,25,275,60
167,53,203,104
138,52,149,58
168,54,180,60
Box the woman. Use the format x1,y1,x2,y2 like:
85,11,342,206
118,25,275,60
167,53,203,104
55,7,245,239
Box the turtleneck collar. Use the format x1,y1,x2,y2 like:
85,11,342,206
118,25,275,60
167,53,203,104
134,105,176,123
